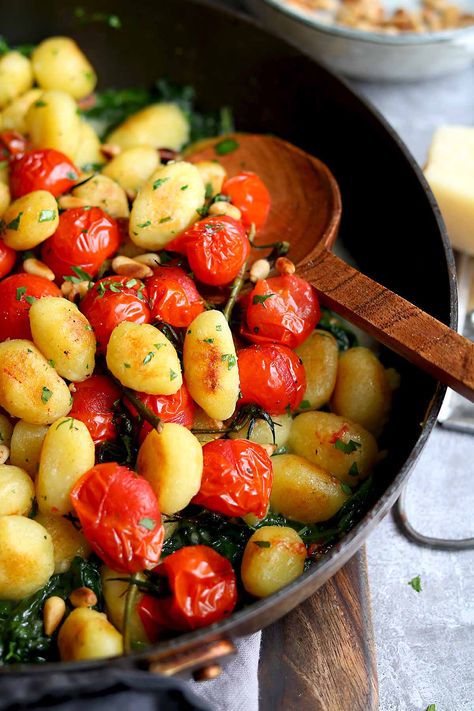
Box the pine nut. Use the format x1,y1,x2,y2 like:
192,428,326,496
133,252,161,268
69,586,98,608
61,280,90,301
208,201,242,221
261,443,277,457
43,596,66,636
112,255,153,279
275,256,296,276
249,259,271,283
23,258,55,281
101,143,122,158
0,444,9,465
57,195,89,210
68,383,77,393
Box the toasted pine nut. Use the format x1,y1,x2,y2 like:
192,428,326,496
23,258,55,281
68,383,77,393
57,195,90,210
249,259,271,283
69,586,98,608
43,596,66,636
61,280,90,301
101,143,122,158
0,444,9,465
134,252,161,268
275,256,296,276
112,255,153,279
261,443,277,457
208,201,242,221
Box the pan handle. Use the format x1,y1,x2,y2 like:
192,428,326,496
145,638,236,679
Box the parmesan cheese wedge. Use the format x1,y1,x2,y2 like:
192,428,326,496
424,126,474,255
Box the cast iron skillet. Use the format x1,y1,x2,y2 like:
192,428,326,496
0,0,456,680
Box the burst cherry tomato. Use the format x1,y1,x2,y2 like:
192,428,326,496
0,273,61,341
80,275,151,353
9,149,78,199
221,171,271,230
168,215,249,286
69,375,121,445
0,240,16,279
0,131,28,157
71,462,164,573
146,266,205,328
125,383,195,443
192,439,273,518
242,274,320,349
42,207,120,279
137,546,237,637
238,343,306,415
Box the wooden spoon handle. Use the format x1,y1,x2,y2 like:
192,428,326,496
298,250,474,401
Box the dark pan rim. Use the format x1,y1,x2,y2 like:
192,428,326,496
0,0,457,674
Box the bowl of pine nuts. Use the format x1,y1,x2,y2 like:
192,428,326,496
245,0,474,79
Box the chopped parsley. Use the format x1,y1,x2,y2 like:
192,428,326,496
341,482,352,495
56,418,76,431
169,369,178,381
203,338,214,344
216,324,222,331
38,209,57,223
143,352,155,365
25,296,36,306
221,353,236,370
299,400,311,409
66,171,78,181
254,540,271,548
408,575,422,592
153,177,170,190
205,182,214,199
334,438,362,454
137,220,151,228
125,279,138,288
139,517,156,530
159,216,172,224
180,185,189,191
252,293,275,307
348,462,359,477
34,100,47,108
6,212,23,231
63,266,93,285
215,138,239,155
16,287,27,301
41,387,52,404
123,363,131,368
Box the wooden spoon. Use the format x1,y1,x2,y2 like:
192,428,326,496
189,133,474,402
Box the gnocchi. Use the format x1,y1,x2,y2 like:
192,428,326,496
32,37,97,99
0,516,54,599
107,103,189,151
1,190,59,250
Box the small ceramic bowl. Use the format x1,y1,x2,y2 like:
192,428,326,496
245,0,474,80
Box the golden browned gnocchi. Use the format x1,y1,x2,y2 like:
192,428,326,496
1,190,58,249
296,330,339,410
101,567,148,643
137,424,203,515
58,607,123,661
107,103,189,151
29,296,96,381
183,310,239,420
0,515,54,599
68,174,129,218
74,121,105,170
0,340,72,425
1,88,42,133
26,89,82,159
101,146,160,197
0,413,13,449
0,464,35,516
241,526,307,598
106,321,182,395
31,37,97,99
36,416,95,515
35,513,91,574
0,51,33,109
288,411,378,485
9,420,49,477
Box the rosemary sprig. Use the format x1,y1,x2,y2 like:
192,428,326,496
223,223,256,322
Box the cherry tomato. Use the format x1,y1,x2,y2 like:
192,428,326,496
0,240,16,279
0,273,61,341
41,207,121,279
9,149,78,199
71,462,164,573
125,383,195,443
168,216,250,286
242,274,320,349
0,131,28,157
137,545,237,637
146,266,205,328
80,275,151,353
221,171,271,230
69,375,121,445
192,439,273,518
238,343,306,415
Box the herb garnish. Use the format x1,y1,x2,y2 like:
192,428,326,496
252,293,275,307
215,138,239,155
38,209,56,223
41,387,52,404
334,439,361,454
408,575,422,592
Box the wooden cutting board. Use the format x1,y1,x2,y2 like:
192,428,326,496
258,548,378,711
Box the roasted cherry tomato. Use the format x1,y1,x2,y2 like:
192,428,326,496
238,343,306,415
0,273,61,341
0,131,28,158
125,383,195,443
192,439,273,518
146,266,205,328
221,171,271,230
0,240,16,279
71,462,164,573
137,545,237,637
69,375,121,445
168,215,249,286
80,275,151,353
242,274,320,349
42,207,121,279
9,148,78,199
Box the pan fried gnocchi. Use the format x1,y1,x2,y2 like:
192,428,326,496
0,35,398,666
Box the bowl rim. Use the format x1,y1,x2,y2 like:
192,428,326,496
253,0,474,45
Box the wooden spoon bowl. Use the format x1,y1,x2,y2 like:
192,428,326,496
190,133,474,402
